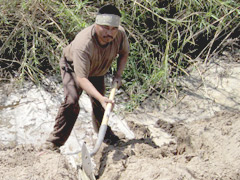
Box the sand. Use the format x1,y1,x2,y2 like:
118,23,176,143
0,48,239,180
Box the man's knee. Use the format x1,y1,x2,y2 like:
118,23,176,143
62,96,80,114
64,91,80,104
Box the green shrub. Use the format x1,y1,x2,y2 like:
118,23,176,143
0,0,239,110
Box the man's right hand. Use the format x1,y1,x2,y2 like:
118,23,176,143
99,96,115,110
77,77,115,110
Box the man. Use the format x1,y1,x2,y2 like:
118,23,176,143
43,4,129,151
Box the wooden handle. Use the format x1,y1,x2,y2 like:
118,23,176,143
101,82,118,125
90,82,118,157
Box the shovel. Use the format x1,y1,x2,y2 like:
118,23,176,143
81,82,118,180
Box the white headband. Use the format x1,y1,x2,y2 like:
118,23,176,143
95,14,120,27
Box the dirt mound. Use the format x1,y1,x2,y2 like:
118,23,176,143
0,145,78,180
1,110,239,180
92,111,240,180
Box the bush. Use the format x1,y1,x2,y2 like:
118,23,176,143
0,0,239,110
0,0,94,82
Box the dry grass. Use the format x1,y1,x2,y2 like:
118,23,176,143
0,0,239,110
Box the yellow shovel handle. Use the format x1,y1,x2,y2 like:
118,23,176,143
90,82,118,156
101,82,118,125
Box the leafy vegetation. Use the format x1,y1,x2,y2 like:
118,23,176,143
0,0,239,110
0,0,94,83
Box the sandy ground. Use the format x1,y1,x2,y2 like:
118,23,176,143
0,47,239,180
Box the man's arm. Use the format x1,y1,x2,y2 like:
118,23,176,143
114,53,129,88
77,77,113,109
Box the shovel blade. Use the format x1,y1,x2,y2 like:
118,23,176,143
82,143,95,180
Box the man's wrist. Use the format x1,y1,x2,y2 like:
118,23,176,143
115,72,122,78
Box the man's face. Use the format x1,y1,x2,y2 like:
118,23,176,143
95,24,119,45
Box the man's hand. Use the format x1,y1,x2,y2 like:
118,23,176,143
113,76,122,89
99,96,115,110
77,77,115,110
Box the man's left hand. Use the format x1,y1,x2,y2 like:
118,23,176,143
113,76,122,89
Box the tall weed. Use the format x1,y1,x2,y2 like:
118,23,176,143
0,0,239,110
